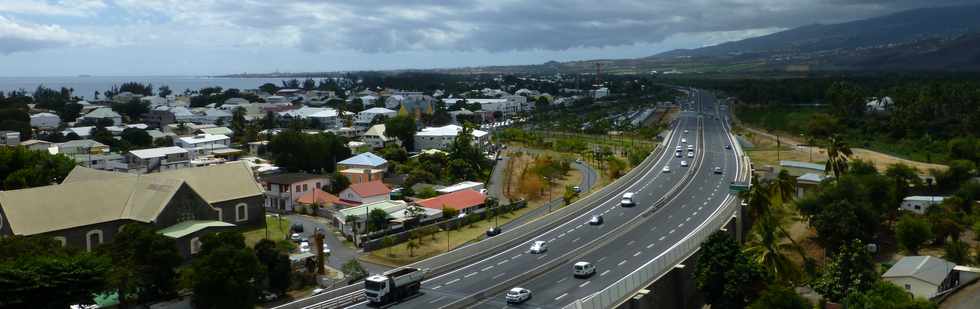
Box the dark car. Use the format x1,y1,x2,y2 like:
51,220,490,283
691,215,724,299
589,215,604,225
486,227,502,237
724,144,732,150
290,223,304,234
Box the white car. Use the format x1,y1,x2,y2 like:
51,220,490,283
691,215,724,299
300,241,311,253
684,129,689,134
290,233,301,242
529,241,548,254
662,165,671,173
506,287,532,304
688,151,695,158
675,151,682,158
681,138,687,143
675,145,682,151
322,245,331,254
312,288,325,296
688,145,694,150
681,160,689,167
573,261,596,278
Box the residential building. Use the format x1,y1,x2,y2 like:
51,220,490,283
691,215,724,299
338,181,391,205
69,152,127,171
295,188,357,210
111,92,143,104
332,200,408,240
414,124,489,152
795,173,826,198
196,126,234,137
355,107,397,126
55,139,109,155
1,162,265,258
338,152,388,171
0,131,20,146
62,126,95,139
204,108,232,125
362,124,396,149
78,107,122,126
176,134,231,159
260,173,330,213
592,87,610,99
30,112,61,129
126,146,191,174
416,189,487,214
901,196,946,215
882,256,959,299
141,109,176,129
19,139,54,152
437,181,484,195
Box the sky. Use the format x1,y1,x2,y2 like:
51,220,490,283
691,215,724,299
0,0,976,76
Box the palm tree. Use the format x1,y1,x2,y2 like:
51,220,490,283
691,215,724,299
743,210,803,284
825,135,852,178
407,238,419,257
741,176,773,221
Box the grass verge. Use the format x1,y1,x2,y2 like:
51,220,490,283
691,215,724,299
242,215,292,247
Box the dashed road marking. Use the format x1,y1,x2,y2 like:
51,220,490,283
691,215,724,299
647,243,655,249
512,254,522,260
598,257,607,262
627,240,635,246
573,237,581,243
659,236,666,241
432,285,442,290
465,272,478,278
600,270,610,277
669,229,676,234
579,281,591,288
446,279,460,285
498,260,508,265
481,266,494,272
429,296,447,304
633,251,642,257
556,293,568,301
618,260,627,266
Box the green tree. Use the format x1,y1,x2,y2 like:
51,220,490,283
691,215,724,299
825,135,852,178
442,206,460,220
382,235,396,257
189,232,263,309
111,99,150,121
406,238,420,257
825,81,866,122
747,286,810,309
368,208,390,233
158,85,172,97
812,240,877,302
0,236,111,308
384,115,417,151
329,171,351,194
804,112,840,141
101,224,181,305
743,212,803,284
895,214,933,255
341,259,368,284
843,281,936,309
120,128,153,149
0,146,76,190
259,83,278,94
416,186,438,198
253,239,291,295
943,240,970,265
230,107,247,140
695,232,766,309
267,130,350,173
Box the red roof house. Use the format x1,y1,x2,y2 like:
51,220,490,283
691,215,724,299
338,180,391,205
416,189,486,214
295,188,357,208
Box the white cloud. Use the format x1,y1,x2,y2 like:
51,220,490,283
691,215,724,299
0,0,106,17
0,15,110,54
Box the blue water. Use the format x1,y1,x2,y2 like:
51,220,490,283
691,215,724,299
0,76,288,100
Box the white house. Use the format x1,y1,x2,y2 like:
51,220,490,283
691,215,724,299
78,108,122,126
414,124,489,152
62,126,95,139
338,181,391,205
437,181,484,195
901,196,946,215
30,112,61,129
175,134,231,159
126,146,190,174
260,173,330,213
362,124,395,149
359,95,378,106
592,87,610,99
355,107,397,126
882,256,958,299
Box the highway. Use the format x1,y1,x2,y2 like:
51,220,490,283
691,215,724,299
324,90,739,309
279,89,739,309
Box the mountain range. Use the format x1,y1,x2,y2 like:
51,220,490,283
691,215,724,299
430,4,980,75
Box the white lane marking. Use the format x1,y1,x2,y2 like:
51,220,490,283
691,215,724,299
558,233,565,238
512,254,522,260
446,278,460,285
618,260,627,266
600,270,611,277
598,256,607,262
465,272,478,278
647,243,655,249
669,229,676,234
659,236,665,241
633,251,642,257
557,278,567,284
537,254,547,260
556,293,568,301
492,273,507,280
432,285,442,290
548,238,556,242
573,237,581,243
498,260,509,265
429,296,447,304
627,240,635,246
650,226,656,231
686,217,691,222
579,281,591,288
481,266,494,272
692,211,698,216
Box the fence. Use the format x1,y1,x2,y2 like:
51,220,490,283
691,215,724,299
360,200,528,252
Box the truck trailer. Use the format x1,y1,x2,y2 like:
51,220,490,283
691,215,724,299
364,267,426,305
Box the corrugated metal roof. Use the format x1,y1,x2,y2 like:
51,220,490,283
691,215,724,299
338,152,387,167
883,256,955,285
157,220,234,239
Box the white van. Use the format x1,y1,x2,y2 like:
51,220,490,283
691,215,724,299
573,262,596,278
621,192,635,207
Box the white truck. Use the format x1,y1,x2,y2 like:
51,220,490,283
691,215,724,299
364,267,427,305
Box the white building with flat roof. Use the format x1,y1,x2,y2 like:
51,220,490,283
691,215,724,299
176,134,231,159
126,146,190,174
414,125,489,152
355,107,397,126
901,196,946,215
30,112,61,129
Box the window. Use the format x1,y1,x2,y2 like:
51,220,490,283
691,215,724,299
303,184,308,191
914,205,921,210
904,284,911,290
316,182,321,189
190,237,202,255
295,185,301,192
53,236,67,247
216,208,223,221
86,230,103,252
236,203,248,222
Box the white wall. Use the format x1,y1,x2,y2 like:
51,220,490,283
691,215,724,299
884,277,938,299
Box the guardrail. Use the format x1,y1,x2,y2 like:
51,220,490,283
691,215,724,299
562,91,750,309
282,122,682,309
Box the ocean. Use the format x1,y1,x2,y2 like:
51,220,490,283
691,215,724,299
0,76,288,100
